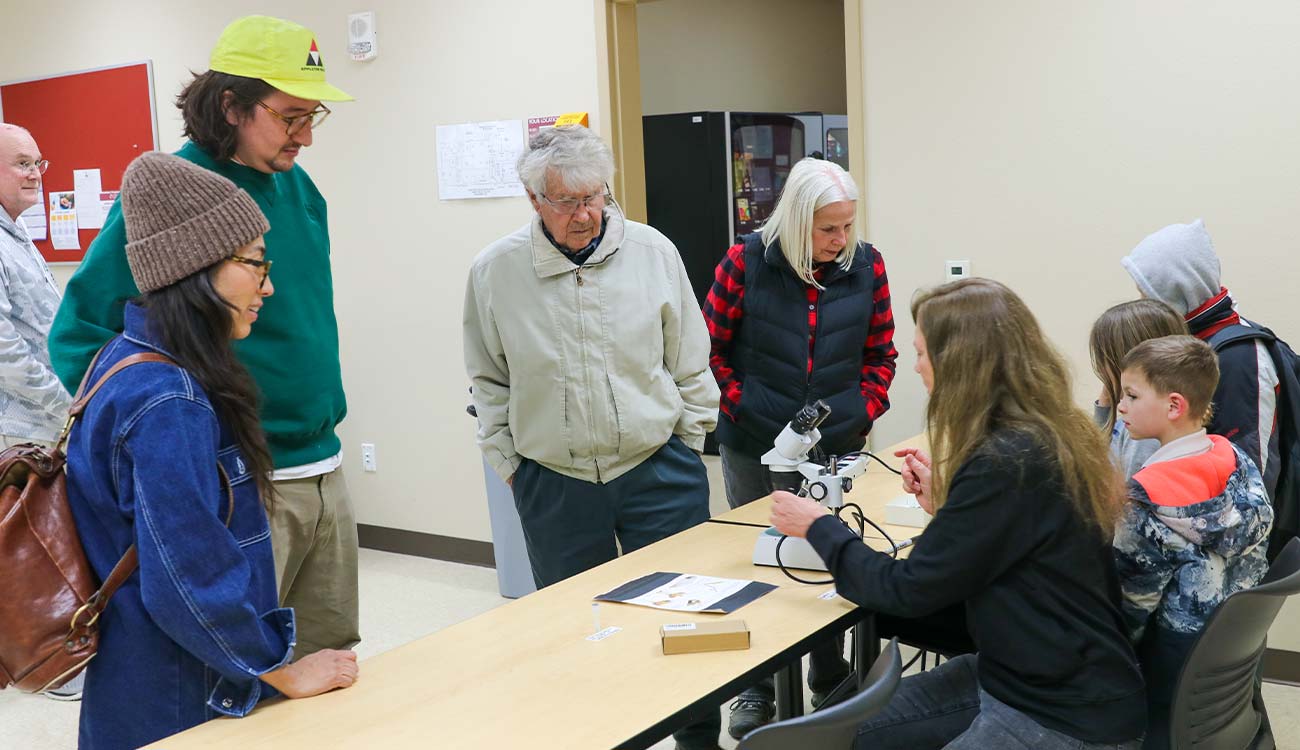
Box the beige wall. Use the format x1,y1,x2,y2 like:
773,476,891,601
638,0,846,115
858,0,1300,645
4,0,606,543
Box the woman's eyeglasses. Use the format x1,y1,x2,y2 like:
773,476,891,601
228,255,272,289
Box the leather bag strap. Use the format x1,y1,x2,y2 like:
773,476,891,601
86,466,235,615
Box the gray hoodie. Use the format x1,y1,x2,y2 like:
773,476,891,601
1121,218,1220,316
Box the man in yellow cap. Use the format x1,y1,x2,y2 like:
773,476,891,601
50,15,361,660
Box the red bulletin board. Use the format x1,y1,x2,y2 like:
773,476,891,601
0,61,158,263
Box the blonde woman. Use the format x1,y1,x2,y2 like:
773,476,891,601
703,157,896,738
771,278,1144,749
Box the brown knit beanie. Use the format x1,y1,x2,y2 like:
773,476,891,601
121,152,270,293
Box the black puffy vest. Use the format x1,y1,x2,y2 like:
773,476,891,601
715,234,877,457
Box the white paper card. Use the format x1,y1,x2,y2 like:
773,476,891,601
49,191,79,250
73,169,103,229
585,626,623,642
623,575,750,613
99,190,119,220
18,194,46,241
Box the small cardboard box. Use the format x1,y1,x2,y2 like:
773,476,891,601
660,620,750,655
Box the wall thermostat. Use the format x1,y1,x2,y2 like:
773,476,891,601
945,259,971,281
348,12,378,61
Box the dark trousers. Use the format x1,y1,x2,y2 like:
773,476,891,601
512,436,720,747
719,445,853,702
1137,626,1197,750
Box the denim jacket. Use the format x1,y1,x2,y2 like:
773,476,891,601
65,303,294,750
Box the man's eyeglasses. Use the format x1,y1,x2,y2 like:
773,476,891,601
13,160,49,176
538,188,613,216
254,100,331,136
228,255,272,289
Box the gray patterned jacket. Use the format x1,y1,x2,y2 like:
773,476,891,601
0,210,72,442
1113,433,1273,641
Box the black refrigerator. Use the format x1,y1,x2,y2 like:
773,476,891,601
644,111,841,453
643,111,829,306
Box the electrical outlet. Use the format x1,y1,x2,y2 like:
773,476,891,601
945,259,971,281
361,443,377,472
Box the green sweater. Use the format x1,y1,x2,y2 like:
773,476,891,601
49,141,347,468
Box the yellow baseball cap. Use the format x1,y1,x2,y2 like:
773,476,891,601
209,15,354,102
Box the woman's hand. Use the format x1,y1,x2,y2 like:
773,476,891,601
893,448,935,515
770,490,831,538
261,649,359,698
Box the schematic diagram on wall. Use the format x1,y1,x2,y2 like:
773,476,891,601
435,119,527,200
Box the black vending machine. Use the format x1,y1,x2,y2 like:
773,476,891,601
644,111,842,452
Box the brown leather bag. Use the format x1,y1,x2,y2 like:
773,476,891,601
0,351,233,693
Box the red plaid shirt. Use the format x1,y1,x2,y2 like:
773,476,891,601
702,242,897,423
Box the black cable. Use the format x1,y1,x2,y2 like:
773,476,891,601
836,450,903,476
705,518,771,529
775,533,836,585
774,499,904,585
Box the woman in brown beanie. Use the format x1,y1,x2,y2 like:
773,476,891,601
64,152,357,750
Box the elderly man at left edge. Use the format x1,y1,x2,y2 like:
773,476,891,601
0,123,71,450
463,125,722,749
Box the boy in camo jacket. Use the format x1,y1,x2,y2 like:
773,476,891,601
1113,334,1272,749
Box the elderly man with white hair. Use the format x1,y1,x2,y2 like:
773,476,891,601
0,123,71,450
463,125,722,749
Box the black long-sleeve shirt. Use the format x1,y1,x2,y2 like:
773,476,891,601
807,430,1146,744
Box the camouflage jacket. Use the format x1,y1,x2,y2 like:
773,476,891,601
1113,433,1273,640
0,209,71,441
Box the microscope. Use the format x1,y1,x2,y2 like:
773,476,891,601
752,400,873,571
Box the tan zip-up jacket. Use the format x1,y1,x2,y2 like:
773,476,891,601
464,210,719,483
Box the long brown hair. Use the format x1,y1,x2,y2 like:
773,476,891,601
1089,299,1188,433
912,278,1121,533
142,269,275,505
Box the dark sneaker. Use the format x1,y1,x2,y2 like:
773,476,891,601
811,679,857,710
727,697,775,740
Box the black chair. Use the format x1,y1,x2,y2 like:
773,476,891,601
1169,537,1300,750
738,638,902,750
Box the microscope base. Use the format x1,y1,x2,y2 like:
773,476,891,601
752,527,829,572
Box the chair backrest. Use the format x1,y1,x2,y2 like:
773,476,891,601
738,638,902,750
1170,537,1300,749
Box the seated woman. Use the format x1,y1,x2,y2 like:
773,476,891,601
66,152,357,750
771,277,1145,749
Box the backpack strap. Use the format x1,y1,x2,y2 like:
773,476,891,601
1207,320,1278,352
71,467,235,630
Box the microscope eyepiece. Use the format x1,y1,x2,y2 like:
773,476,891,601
790,400,832,435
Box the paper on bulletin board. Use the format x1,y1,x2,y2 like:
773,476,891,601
49,191,79,250
435,120,527,200
18,193,46,241
73,169,104,229
100,190,119,219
